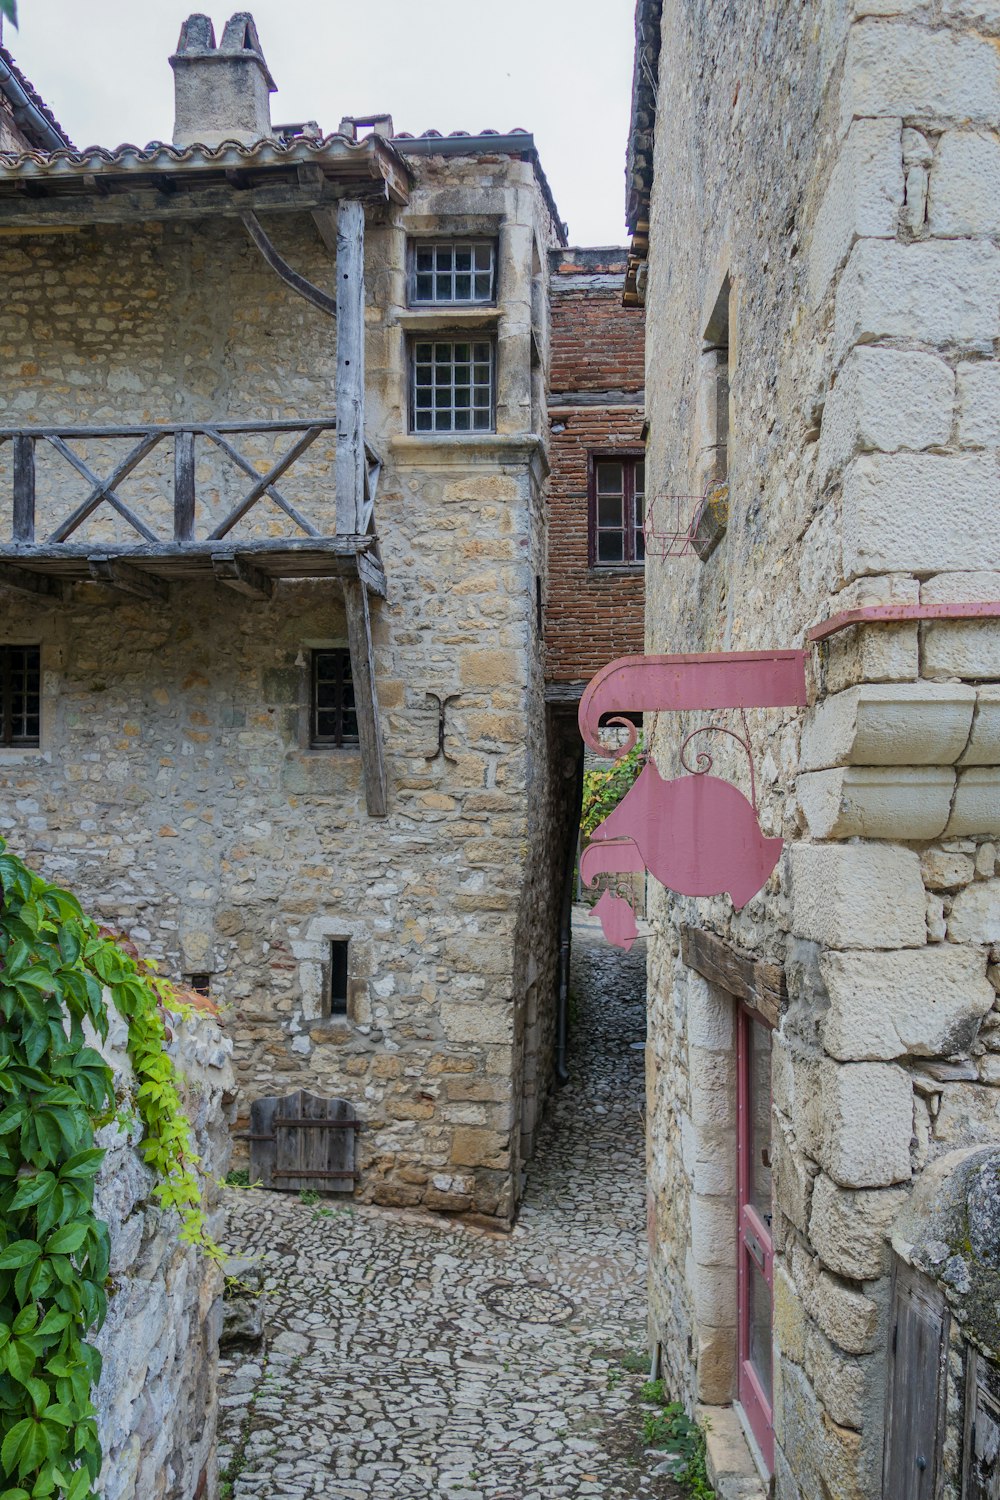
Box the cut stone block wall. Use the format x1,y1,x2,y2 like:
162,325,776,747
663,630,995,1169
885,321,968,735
640,1,1000,1495
0,148,565,1221
94,1004,234,1500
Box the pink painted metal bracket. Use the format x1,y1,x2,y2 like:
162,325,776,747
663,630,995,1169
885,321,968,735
578,650,808,757
808,600,1000,643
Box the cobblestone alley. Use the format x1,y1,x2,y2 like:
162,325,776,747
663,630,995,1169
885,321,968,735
217,915,675,1500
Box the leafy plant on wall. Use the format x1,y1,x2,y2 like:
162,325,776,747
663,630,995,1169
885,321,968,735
0,843,218,1500
579,736,644,840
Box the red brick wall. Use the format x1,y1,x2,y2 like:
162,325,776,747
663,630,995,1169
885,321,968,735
545,250,646,685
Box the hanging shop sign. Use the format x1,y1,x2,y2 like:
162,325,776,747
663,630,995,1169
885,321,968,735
578,650,808,948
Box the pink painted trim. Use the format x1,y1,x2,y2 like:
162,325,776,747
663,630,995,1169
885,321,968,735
808,600,1000,644
577,650,808,757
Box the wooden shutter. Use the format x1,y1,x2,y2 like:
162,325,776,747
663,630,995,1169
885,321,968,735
883,1257,950,1500
964,1347,1000,1500
249,1091,359,1194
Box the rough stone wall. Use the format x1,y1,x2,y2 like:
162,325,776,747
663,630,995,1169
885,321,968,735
0,149,564,1221
640,2,1000,1495
545,248,645,687
94,1003,234,1500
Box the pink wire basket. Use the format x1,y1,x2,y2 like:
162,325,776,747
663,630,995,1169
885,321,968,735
643,493,706,559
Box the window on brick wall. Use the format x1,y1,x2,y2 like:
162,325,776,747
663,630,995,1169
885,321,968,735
409,338,495,433
408,240,496,305
588,455,645,566
0,645,40,746
310,649,358,748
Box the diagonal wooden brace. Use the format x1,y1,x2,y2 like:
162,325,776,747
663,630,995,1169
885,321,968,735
343,574,387,818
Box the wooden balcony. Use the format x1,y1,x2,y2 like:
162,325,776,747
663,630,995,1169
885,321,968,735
0,419,384,604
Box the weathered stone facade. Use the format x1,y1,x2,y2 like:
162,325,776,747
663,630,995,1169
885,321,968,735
631,0,1000,1494
0,19,570,1222
94,1002,234,1500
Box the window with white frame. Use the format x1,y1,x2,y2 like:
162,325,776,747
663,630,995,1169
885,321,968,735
409,241,496,305
410,338,495,433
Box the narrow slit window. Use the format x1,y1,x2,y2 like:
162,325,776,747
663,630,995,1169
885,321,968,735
311,649,358,748
0,645,40,747
329,940,349,1017
409,241,496,305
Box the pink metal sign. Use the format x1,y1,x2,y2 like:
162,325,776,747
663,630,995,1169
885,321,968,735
593,888,640,952
578,650,808,757
578,650,807,917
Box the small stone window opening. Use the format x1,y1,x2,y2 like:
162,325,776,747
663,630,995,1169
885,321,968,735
187,974,212,997
311,649,358,748
328,940,349,1017
409,241,496,305
0,645,40,747
702,276,731,487
410,338,495,434
589,455,645,567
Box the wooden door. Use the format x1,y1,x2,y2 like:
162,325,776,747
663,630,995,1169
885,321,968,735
883,1258,949,1500
249,1091,359,1194
964,1347,1000,1500
737,1002,774,1474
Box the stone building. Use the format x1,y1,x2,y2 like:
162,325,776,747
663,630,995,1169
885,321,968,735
0,12,574,1223
626,1,1000,1496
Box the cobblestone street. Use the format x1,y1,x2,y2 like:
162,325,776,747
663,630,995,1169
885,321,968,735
218,915,673,1499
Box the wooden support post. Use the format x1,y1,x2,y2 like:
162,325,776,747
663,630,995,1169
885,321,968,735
12,435,35,544
88,556,169,603
0,562,63,600
211,553,274,601
343,575,386,818
335,199,366,536
174,430,196,541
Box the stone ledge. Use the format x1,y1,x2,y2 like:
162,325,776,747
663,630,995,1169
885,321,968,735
797,765,954,839
695,1404,767,1500
800,682,976,770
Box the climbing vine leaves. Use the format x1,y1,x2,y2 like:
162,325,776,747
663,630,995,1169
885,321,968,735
0,844,217,1500
579,737,644,839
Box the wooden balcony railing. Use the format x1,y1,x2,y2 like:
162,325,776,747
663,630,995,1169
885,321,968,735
0,420,384,600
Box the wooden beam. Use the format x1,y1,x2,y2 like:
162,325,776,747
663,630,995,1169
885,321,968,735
311,207,338,255
88,557,169,603
335,199,366,535
343,576,386,818
240,210,338,318
173,430,195,541
680,925,785,1028
12,435,35,543
0,180,381,231
357,552,387,600
0,562,63,600
211,553,274,601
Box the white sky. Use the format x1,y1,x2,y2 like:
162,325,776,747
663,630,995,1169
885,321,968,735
5,0,636,245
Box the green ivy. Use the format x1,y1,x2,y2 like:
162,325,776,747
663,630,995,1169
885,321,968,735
0,843,218,1500
579,736,644,839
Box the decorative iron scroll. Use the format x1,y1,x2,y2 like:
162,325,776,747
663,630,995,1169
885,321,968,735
578,649,808,917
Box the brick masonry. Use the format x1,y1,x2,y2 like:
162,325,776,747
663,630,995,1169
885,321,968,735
545,248,646,686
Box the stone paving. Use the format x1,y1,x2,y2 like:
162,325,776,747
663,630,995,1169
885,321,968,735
218,913,677,1500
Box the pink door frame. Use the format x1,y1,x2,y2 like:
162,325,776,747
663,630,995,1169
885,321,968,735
736,1001,774,1475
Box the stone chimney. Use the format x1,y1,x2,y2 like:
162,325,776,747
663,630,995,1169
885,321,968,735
170,13,277,148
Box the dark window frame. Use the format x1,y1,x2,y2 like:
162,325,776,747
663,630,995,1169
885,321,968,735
310,648,359,749
328,940,350,1018
407,238,498,307
0,645,40,747
408,335,497,435
587,451,646,569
